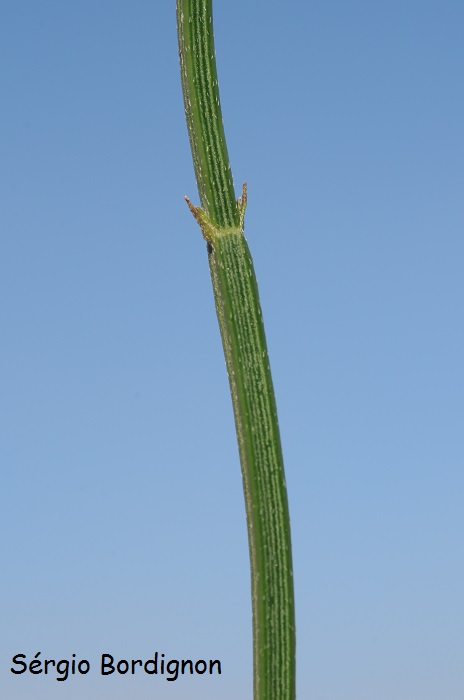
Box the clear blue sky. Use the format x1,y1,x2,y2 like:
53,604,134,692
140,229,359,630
1,1,463,698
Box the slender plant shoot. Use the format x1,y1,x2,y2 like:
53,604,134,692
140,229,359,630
176,2,296,699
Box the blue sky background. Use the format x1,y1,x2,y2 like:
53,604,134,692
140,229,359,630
1,1,463,698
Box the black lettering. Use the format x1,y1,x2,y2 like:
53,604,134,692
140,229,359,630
117,659,129,674
11,654,27,674
29,652,42,674
132,660,142,673
44,659,56,673
144,660,156,674
56,659,69,681
78,659,90,674
166,659,179,681
101,654,115,675
181,659,194,674
209,659,221,674
195,659,207,674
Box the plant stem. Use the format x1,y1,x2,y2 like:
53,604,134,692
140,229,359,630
176,2,295,699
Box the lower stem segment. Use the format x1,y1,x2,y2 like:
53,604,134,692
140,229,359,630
208,229,296,700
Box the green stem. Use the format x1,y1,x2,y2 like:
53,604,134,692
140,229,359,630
176,3,295,699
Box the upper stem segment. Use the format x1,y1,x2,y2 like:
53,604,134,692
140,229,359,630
177,0,239,229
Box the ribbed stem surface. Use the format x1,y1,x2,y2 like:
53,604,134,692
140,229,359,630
177,0,238,228
176,3,296,699
208,232,295,700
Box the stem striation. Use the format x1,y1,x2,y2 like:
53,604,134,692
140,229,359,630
176,3,295,699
